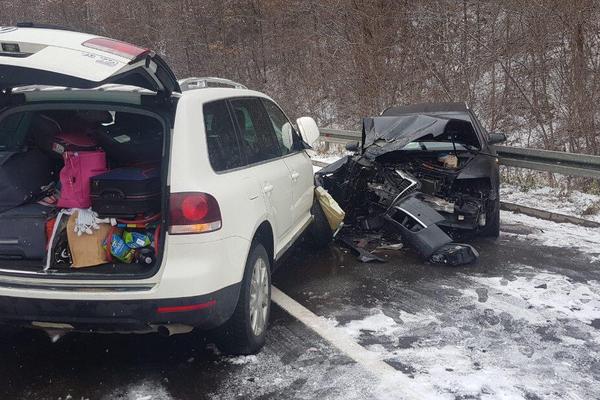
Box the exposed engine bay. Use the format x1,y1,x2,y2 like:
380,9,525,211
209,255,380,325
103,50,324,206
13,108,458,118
315,106,501,266
382,153,494,233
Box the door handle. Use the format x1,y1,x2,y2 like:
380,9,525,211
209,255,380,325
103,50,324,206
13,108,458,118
263,183,274,194
291,171,300,182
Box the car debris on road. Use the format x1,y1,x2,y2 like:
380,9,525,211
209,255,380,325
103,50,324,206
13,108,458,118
315,103,504,266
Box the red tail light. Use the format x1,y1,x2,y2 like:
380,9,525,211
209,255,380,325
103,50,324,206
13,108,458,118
82,37,149,60
169,192,222,235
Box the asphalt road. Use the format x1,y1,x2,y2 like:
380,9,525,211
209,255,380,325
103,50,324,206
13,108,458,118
1,212,599,400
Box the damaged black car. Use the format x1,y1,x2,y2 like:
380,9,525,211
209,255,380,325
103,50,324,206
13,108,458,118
316,103,506,266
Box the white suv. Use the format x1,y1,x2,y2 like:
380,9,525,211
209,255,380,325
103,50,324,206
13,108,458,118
0,25,330,354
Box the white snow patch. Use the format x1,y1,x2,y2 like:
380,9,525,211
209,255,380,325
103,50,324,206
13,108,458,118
338,309,439,341
339,310,399,338
468,272,600,324
224,355,258,365
310,152,345,172
311,153,344,165
501,184,600,223
101,380,173,400
501,210,600,257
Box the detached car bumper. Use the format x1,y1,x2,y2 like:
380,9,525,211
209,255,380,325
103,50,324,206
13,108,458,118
0,282,240,332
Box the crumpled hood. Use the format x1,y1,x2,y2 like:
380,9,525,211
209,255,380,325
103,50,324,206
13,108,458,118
362,114,462,159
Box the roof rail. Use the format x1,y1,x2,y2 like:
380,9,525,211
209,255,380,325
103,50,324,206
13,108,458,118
178,77,247,91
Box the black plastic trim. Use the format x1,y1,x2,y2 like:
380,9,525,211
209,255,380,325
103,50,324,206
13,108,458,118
0,282,241,331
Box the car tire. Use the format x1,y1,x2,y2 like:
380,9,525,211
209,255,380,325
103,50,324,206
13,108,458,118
214,242,271,355
481,198,500,238
307,199,333,248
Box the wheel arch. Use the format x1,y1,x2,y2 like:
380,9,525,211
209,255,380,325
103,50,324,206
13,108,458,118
252,220,274,269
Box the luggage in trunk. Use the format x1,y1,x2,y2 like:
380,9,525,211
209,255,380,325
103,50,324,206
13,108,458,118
0,149,58,212
94,113,163,164
41,131,100,157
0,204,53,260
95,128,163,164
57,150,108,209
90,167,161,218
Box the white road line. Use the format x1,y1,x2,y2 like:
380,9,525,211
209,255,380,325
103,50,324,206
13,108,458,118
271,286,430,400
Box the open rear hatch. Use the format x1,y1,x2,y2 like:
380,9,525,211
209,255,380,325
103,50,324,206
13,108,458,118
0,25,180,95
0,26,178,280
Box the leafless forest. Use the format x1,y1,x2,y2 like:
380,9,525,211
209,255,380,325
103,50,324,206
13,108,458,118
3,0,600,156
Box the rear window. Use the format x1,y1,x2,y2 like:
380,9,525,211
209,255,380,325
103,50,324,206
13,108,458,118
203,100,244,172
0,112,32,151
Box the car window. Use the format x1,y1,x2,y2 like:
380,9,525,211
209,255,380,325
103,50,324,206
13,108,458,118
203,100,244,172
262,99,300,155
0,112,32,151
230,98,282,164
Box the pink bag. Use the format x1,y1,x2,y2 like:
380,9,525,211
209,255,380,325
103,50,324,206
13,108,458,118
57,151,108,209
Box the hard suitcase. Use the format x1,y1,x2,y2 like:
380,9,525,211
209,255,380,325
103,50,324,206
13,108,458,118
90,167,161,217
0,204,54,259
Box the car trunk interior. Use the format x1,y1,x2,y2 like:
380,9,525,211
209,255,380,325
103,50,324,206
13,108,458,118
0,105,168,279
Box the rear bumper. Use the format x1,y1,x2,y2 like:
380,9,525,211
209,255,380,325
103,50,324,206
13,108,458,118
0,282,240,332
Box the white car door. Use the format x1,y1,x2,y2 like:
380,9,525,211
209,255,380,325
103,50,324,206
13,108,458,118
262,99,314,230
229,98,294,250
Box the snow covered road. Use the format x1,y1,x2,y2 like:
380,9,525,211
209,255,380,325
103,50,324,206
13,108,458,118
0,212,599,400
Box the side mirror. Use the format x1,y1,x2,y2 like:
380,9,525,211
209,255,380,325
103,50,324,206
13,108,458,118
488,132,507,145
345,142,359,152
296,116,320,147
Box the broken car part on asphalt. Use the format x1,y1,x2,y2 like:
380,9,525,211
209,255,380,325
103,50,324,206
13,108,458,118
316,103,501,266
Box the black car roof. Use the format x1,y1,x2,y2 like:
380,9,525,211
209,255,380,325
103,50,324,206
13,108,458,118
381,102,469,116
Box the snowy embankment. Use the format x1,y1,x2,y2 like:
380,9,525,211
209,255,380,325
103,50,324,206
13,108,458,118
501,184,600,223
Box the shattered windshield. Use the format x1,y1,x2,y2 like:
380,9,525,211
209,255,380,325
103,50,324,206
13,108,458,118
362,112,481,159
401,141,474,152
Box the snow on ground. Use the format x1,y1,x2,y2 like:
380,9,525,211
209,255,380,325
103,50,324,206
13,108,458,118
311,152,346,165
501,184,600,223
469,272,600,325
223,355,258,365
311,152,344,173
317,208,600,399
331,262,600,399
101,380,174,400
206,340,378,400
501,210,600,257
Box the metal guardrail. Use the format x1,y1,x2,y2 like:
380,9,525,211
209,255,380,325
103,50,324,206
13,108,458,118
319,128,600,179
